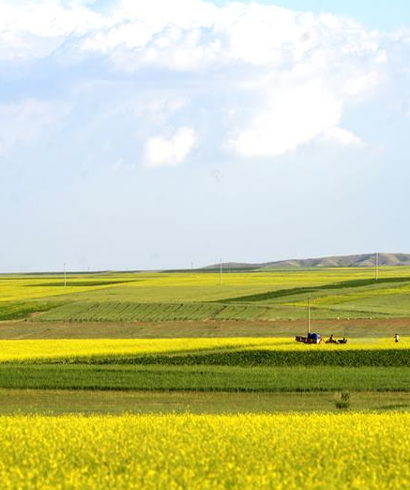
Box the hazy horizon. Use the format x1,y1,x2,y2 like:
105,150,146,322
2,251,409,274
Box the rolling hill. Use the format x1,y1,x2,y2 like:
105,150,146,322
205,253,410,270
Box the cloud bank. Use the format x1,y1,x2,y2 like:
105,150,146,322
0,0,399,166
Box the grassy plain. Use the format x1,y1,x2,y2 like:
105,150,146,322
3,267,410,323
0,413,409,489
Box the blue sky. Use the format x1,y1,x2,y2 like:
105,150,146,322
206,0,410,30
1,0,410,272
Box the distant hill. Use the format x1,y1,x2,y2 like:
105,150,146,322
204,253,410,270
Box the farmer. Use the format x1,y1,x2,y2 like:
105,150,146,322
395,333,400,343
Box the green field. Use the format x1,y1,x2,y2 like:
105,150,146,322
0,337,405,403
3,267,410,324
0,364,409,392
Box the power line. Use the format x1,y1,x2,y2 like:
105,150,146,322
375,252,379,281
219,259,222,286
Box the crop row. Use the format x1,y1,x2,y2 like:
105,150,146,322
0,364,409,392
38,300,384,322
37,301,282,322
63,348,410,368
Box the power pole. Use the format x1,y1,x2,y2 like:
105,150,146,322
219,259,222,286
64,263,67,288
308,297,311,335
375,252,379,281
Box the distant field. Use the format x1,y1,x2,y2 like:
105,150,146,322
2,268,410,323
0,274,139,303
0,271,408,490
0,318,407,339
36,300,378,322
1,268,410,416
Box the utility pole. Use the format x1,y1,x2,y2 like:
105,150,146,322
219,259,223,286
64,263,67,288
375,252,379,281
308,297,311,335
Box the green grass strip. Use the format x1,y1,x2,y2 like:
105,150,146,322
0,364,409,392
222,276,410,303
0,301,62,321
29,348,410,367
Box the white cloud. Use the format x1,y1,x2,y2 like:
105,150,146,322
0,0,104,60
0,0,398,162
320,127,364,147
145,127,196,167
227,80,343,158
115,0,217,30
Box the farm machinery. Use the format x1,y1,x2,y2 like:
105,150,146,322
295,298,347,345
295,298,322,344
295,332,322,344
295,333,348,344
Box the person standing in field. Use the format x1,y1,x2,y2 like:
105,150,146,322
395,333,400,343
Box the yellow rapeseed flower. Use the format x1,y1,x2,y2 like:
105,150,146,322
0,413,408,489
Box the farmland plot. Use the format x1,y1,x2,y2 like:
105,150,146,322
0,413,409,490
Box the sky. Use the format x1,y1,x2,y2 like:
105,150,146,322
207,0,410,31
1,0,410,272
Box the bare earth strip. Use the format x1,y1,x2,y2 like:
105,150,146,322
1,389,410,414
1,318,410,339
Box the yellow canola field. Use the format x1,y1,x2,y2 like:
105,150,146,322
2,266,409,304
0,337,407,363
0,413,409,490
0,277,132,303
0,338,265,362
